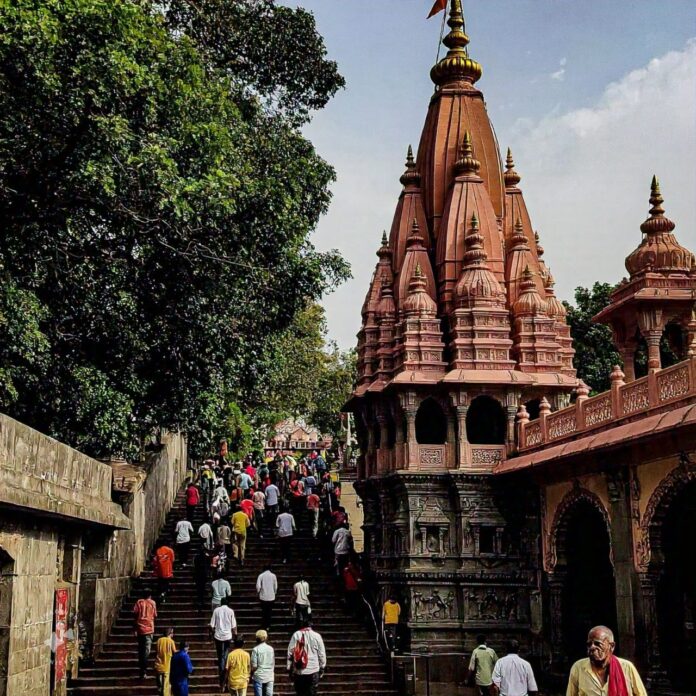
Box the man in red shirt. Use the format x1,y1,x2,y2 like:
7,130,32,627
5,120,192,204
306,492,321,538
342,560,363,618
133,589,158,679
186,482,200,521
153,542,175,602
240,496,255,526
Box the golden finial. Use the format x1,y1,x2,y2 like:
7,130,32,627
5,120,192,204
407,145,414,165
381,231,388,245
430,0,482,87
504,147,521,187
377,231,392,260
414,262,423,278
455,131,480,175
471,211,479,229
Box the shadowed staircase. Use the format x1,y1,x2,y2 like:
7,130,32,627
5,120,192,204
70,487,398,695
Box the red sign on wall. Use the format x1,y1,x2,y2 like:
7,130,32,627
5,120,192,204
54,588,69,683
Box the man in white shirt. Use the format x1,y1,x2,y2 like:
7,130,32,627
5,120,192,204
264,483,280,531
276,510,296,564
286,618,326,696
293,576,311,626
251,630,275,696
331,525,352,573
256,565,278,630
492,640,538,696
198,521,215,550
209,598,237,688
174,518,194,566
211,571,232,610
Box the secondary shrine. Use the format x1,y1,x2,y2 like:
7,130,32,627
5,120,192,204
347,0,696,689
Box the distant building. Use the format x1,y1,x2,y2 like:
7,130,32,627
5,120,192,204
264,417,333,455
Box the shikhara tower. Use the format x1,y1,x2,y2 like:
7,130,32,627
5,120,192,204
347,0,577,649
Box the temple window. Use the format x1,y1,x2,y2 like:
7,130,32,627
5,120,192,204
466,395,506,444
415,398,447,445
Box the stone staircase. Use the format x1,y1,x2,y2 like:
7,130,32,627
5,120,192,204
69,487,398,695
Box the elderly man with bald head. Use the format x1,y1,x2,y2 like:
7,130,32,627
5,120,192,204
566,626,647,696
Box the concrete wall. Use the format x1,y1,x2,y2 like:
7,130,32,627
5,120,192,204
0,414,188,694
82,432,188,658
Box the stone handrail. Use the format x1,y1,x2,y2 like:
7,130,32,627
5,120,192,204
517,356,696,452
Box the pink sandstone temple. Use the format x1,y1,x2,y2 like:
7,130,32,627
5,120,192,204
347,1,696,689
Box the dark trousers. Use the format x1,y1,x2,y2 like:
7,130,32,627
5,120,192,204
279,536,292,562
186,504,196,521
157,577,170,599
156,672,167,696
295,603,310,626
293,672,320,696
137,633,153,677
214,638,231,684
195,579,206,608
260,600,274,629
177,541,190,565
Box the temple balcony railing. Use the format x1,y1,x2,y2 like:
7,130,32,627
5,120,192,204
517,355,696,452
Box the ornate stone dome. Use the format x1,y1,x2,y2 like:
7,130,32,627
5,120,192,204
625,176,694,277
454,213,506,306
513,267,547,316
403,264,438,317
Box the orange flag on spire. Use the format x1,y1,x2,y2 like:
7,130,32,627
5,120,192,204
427,0,448,18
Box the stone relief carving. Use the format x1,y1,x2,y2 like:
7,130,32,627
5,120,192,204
465,588,519,622
412,588,456,622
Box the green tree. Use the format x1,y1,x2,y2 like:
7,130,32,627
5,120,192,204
310,346,357,439
564,283,621,393
0,0,348,457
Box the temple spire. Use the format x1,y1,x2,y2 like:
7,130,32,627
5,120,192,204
455,131,481,176
430,0,482,86
504,147,521,188
400,145,420,187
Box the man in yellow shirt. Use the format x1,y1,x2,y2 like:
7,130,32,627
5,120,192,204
232,509,251,566
382,595,401,654
566,626,647,696
154,627,176,696
225,635,251,696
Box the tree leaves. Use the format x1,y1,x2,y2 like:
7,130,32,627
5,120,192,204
0,0,348,458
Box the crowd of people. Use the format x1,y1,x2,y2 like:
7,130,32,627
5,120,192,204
133,443,351,696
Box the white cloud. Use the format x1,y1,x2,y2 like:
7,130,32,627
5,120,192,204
508,38,696,307
550,56,567,81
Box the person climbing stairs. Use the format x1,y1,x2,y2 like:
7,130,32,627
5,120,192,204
69,485,399,695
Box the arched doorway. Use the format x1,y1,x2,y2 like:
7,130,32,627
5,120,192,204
415,398,447,444
657,478,696,692
556,498,616,662
466,395,505,444
0,546,14,696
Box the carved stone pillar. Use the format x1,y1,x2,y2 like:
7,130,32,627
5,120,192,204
620,347,636,382
455,406,469,467
505,405,518,454
377,413,389,474
394,415,405,471
547,572,566,668
646,330,662,372
605,468,637,661
404,408,417,470
637,570,669,689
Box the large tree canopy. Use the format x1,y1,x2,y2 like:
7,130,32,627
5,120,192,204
0,0,348,457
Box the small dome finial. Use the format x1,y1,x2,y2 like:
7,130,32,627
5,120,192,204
504,147,521,187
640,174,675,236
455,131,481,175
430,0,482,86
509,217,529,251
406,217,426,248
400,144,421,187
377,231,392,260
403,262,436,316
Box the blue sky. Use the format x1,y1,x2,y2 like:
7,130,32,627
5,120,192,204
283,0,696,349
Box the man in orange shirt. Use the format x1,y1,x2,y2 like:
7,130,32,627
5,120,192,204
153,541,175,602
306,491,321,538
133,589,158,679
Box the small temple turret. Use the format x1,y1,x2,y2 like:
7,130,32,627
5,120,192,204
390,145,430,277
436,132,505,314
594,177,696,378
396,218,437,314
418,0,504,235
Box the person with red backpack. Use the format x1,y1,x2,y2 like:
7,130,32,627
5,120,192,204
286,617,326,696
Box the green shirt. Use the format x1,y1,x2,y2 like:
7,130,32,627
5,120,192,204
469,645,498,686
